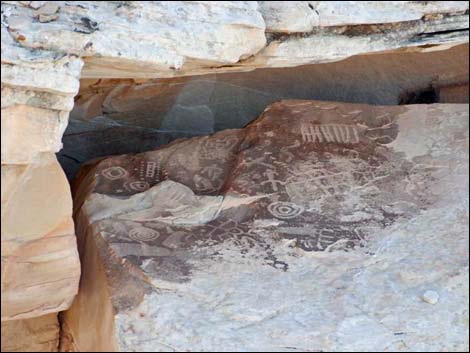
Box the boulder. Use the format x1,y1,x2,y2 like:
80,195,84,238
62,100,469,351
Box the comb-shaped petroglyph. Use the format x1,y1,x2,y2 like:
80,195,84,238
300,123,360,144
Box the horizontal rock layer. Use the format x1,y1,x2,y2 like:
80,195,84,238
1,153,80,321
1,1,468,83
1,313,60,352
62,100,469,351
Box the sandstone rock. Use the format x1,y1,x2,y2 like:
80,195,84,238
1,153,80,321
439,83,470,103
1,313,59,352
1,105,68,164
259,1,469,32
58,43,469,180
62,101,469,351
1,1,467,79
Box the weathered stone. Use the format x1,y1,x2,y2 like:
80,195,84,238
1,1,467,79
1,153,80,321
1,86,75,112
62,101,469,351
259,1,470,33
439,83,469,103
1,313,59,352
0,2,468,350
1,105,68,164
58,43,469,180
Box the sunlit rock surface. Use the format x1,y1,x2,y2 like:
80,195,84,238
1,314,59,352
1,153,80,321
62,101,469,351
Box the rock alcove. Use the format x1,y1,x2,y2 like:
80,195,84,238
1,1,469,352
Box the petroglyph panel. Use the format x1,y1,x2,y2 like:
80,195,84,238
81,102,463,257
72,100,464,283
66,101,468,351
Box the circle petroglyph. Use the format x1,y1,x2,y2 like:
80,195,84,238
124,181,150,192
101,166,129,180
268,201,304,219
129,227,160,242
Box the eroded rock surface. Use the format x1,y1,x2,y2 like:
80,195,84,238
1,313,59,352
1,1,468,80
1,153,80,321
62,101,469,351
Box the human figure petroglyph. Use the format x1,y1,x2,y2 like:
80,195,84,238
260,169,287,192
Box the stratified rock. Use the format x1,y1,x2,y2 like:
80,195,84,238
1,313,59,352
2,1,467,79
1,105,68,164
62,101,469,351
259,1,469,32
1,153,80,321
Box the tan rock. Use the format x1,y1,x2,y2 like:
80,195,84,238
1,153,80,321
439,83,469,103
1,105,68,164
62,101,469,351
1,313,59,352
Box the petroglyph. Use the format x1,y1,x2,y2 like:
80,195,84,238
300,123,360,144
66,100,469,353
145,161,158,179
128,227,161,242
279,140,301,163
75,100,467,295
124,180,150,192
242,156,273,169
199,136,239,160
101,166,129,180
267,201,304,220
260,169,287,192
